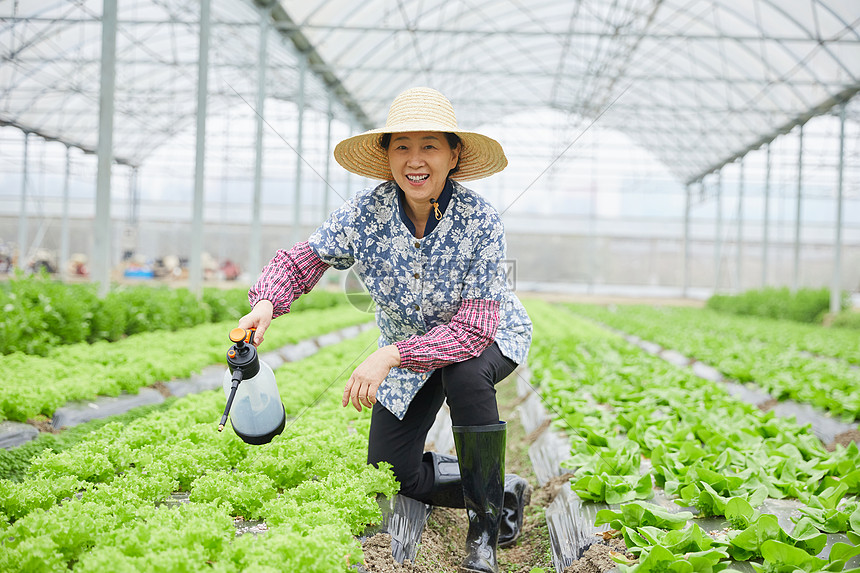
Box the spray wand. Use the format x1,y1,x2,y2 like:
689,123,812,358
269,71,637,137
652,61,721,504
218,369,243,432
217,327,256,432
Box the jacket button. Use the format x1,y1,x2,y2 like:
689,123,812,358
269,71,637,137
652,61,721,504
414,304,420,311
414,241,420,248
413,273,420,279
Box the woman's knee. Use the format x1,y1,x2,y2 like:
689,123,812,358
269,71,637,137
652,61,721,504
441,355,496,399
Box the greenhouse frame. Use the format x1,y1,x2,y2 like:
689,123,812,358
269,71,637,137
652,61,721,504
1,0,858,307
2,2,860,572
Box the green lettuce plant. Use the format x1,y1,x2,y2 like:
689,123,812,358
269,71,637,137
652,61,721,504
751,539,860,573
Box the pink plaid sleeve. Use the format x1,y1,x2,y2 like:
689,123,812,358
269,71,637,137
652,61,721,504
249,241,330,317
394,299,501,373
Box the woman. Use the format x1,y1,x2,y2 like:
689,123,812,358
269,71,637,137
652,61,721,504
239,87,532,573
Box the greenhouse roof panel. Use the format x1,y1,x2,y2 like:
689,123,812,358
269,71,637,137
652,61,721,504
289,0,859,182
0,0,857,181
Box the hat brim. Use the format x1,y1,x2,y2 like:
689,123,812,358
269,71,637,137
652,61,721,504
334,126,508,182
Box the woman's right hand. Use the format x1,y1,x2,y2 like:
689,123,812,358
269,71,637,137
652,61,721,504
237,299,274,347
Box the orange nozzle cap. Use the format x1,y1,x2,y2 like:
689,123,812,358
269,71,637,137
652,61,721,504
229,328,247,343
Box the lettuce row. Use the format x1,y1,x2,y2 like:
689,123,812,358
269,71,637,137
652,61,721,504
526,300,858,508
523,299,860,572
571,302,860,365
0,330,399,572
566,303,860,419
1,304,370,422
597,499,860,573
0,274,348,356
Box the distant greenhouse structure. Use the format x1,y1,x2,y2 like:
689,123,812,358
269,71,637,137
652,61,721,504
1,0,858,310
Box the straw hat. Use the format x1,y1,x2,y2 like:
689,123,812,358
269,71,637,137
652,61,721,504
333,87,507,182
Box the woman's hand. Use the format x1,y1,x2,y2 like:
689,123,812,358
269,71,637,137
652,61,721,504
342,345,401,412
237,300,274,347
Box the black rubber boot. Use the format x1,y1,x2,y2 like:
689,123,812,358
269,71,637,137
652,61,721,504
500,473,531,548
421,451,464,507
422,452,531,547
453,422,506,573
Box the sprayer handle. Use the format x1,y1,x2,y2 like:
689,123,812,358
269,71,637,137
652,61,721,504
229,327,256,345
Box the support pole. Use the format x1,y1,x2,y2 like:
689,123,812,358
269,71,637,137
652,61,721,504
714,172,723,293
250,5,270,281
323,93,333,219
60,146,71,280
93,0,118,296
831,102,846,315
291,57,306,246
121,166,139,262
735,158,744,292
129,167,139,226
682,183,691,298
792,125,804,292
189,0,211,296
16,133,29,270
761,144,771,287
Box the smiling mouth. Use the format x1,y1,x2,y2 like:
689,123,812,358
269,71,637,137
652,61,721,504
406,174,429,182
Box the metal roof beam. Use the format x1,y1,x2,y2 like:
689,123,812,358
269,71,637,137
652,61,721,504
6,17,857,44
352,95,805,116
8,57,836,89
684,83,860,186
268,23,860,44
328,66,829,85
0,119,135,166
259,1,372,130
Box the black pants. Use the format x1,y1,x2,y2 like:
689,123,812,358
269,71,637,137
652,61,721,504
367,342,517,502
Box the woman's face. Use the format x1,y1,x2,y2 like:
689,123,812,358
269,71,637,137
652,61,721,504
387,131,460,201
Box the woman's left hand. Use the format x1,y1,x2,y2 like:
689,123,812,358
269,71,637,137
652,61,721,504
342,345,401,412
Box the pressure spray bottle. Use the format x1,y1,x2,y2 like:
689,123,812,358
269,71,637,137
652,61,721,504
218,327,286,445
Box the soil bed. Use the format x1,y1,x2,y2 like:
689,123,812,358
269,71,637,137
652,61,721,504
563,538,632,573
361,372,562,572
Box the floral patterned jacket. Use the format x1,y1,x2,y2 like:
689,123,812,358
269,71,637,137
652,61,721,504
308,180,532,419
